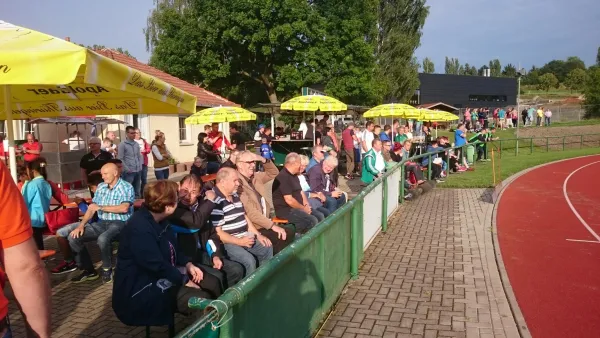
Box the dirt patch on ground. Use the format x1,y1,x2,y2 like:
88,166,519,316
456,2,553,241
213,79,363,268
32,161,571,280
517,125,600,150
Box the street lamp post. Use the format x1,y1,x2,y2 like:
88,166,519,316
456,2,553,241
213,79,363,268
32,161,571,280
516,68,526,155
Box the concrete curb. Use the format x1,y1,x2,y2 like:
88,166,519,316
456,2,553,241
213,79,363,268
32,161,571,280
490,154,600,338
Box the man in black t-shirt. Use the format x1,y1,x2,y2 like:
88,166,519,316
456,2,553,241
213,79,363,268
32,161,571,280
272,152,319,233
229,124,246,151
79,137,113,185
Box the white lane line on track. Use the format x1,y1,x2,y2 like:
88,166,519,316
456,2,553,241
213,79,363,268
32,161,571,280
564,160,600,243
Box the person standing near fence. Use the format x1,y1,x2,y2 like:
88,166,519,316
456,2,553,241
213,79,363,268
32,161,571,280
118,126,143,198
544,108,552,126
342,123,358,180
536,107,544,126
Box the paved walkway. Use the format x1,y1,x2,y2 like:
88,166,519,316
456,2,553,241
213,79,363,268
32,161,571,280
318,189,521,338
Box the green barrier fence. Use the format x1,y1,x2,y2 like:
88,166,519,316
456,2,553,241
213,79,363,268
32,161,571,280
492,133,600,157
177,134,599,337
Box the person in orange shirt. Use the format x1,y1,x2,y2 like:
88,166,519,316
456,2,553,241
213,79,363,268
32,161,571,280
208,123,235,153
0,161,51,337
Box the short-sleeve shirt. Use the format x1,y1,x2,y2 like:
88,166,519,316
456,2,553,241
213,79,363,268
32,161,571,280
22,141,42,162
230,132,246,151
0,161,33,319
208,131,231,151
341,128,355,150
209,186,249,238
92,178,135,222
272,167,304,219
80,150,113,177
455,129,466,147
363,130,374,153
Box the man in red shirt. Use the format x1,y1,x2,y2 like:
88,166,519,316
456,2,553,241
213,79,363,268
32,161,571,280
0,161,51,337
208,123,235,153
21,133,43,163
341,123,358,179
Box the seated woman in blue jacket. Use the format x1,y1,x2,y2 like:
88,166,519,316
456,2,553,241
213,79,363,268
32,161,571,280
112,180,215,327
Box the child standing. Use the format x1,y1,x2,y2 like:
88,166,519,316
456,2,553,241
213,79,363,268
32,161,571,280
260,138,274,161
21,157,52,250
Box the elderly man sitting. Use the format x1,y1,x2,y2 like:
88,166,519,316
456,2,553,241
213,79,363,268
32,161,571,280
235,151,294,255
210,168,273,277
307,156,346,214
306,145,325,172
272,153,319,233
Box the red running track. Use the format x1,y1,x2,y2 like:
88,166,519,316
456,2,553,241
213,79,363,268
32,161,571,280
497,155,600,338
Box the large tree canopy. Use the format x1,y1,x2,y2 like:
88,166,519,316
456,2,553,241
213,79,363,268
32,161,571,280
145,0,421,107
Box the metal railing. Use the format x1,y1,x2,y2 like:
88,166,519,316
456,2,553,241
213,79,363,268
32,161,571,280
490,133,600,157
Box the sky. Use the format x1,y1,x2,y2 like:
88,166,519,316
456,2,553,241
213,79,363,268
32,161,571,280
2,0,599,71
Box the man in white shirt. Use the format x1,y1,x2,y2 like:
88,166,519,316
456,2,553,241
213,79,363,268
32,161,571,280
361,121,375,155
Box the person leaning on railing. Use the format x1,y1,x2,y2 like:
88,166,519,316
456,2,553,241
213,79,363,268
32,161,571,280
468,127,490,162
398,140,425,184
420,140,445,182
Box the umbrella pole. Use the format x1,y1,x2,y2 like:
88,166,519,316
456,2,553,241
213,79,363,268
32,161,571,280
4,85,17,182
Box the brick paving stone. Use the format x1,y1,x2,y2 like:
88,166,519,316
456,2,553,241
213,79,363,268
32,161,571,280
318,189,521,338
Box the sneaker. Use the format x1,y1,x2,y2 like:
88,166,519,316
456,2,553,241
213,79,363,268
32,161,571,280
436,179,446,183
51,260,77,275
71,270,99,283
101,268,113,284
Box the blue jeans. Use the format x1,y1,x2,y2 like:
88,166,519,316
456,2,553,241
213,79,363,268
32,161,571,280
224,239,273,277
324,194,346,214
154,169,170,180
122,171,141,198
288,208,319,233
141,165,148,195
57,220,125,271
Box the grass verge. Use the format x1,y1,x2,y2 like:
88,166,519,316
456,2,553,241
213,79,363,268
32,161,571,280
439,148,600,188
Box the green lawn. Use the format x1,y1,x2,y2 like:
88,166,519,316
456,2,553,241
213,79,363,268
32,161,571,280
544,119,600,127
439,148,600,188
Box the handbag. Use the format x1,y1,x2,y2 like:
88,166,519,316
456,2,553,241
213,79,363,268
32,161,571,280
45,207,80,234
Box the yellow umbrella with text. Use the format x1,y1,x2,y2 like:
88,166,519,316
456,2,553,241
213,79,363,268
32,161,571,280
0,20,197,180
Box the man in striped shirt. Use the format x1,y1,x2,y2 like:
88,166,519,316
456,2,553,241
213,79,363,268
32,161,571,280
52,163,134,283
210,168,273,277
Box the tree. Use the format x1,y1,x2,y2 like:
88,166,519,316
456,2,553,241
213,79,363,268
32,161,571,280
537,73,559,92
377,0,429,103
146,0,337,106
522,66,540,85
422,57,435,73
597,47,600,66
502,63,517,78
78,44,136,59
489,59,502,77
584,67,600,118
462,63,477,76
564,68,588,93
444,57,460,74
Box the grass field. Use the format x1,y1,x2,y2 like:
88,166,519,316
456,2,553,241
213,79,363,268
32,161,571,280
439,147,600,188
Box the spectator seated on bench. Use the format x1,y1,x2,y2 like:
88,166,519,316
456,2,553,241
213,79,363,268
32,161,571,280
308,156,347,214
113,180,211,332
397,141,425,184
297,155,330,220
169,174,243,291
235,151,294,255
420,140,444,182
51,163,133,284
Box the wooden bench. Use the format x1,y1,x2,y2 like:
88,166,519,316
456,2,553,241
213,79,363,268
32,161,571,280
39,250,56,260
201,173,217,183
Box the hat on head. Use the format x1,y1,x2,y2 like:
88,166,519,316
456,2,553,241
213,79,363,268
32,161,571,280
258,124,265,129
393,142,402,152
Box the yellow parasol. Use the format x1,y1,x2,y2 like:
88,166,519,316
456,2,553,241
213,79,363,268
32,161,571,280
185,106,256,125
0,20,197,180
418,109,458,122
280,95,347,112
363,103,418,118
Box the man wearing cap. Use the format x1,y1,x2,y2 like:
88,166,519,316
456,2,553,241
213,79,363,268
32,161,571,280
254,124,266,151
80,137,113,187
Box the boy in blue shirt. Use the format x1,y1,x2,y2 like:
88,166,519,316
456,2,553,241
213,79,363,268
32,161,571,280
260,137,274,161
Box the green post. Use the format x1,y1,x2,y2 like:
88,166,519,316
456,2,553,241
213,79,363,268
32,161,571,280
382,178,388,232
562,136,566,151
530,138,533,154
581,135,584,148
546,137,549,152
399,165,404,204
427,154,432,179
350,201,360,279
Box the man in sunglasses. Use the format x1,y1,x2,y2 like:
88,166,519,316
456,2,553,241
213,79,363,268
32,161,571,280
235,151,294,254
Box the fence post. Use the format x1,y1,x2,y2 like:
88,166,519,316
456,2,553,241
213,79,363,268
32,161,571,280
350,200,360,279
427,154,432,179
581,135,584,148
499,140,503,158
399,165,404,204
546,137,549,152
530,138,533,154
515,140,518,156
562,136,565,151
381,178,388,233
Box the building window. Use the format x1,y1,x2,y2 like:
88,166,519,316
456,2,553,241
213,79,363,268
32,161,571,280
178,117,191,143
468,95,507,102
